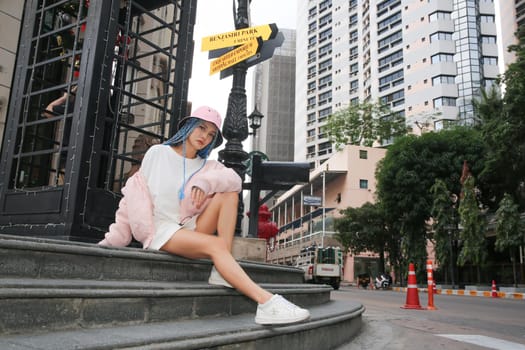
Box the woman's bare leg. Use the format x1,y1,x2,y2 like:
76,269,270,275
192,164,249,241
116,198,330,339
160,191,272,304
160,229,272,304
194,192,237,251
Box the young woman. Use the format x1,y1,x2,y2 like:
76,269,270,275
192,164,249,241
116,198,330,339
99,106,310,325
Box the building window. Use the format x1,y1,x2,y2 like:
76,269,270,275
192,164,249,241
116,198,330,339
480,14,495,23
379,69,404,91
377,11,401,34
318,74,332,89
319,13,332,28
378,49,403,72
319,58,332,73
430,31,453,43
319,43,332,58
431,53,454,64
359,150,368,159
429,11,451,22
484,78,496,89
308,51,317,64
433,96,456,108
432,75,456,85
481,35,497,44
378,30,402,53
350,79,358,93
349,46,358,60
350,62,359,76
359,179,368,189
318,91,332,105
482,56,498,65
380,89,404,105
319,28,332,43
308,36,317,49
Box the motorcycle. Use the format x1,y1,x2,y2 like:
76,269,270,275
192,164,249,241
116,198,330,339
357,273,371,289
374,273,392,289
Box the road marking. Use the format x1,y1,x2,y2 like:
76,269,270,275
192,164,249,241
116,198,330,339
438,334,525,350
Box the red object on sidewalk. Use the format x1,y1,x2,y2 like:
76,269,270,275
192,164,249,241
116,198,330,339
401,263,423,310
491,280,498,298
426,260,437,310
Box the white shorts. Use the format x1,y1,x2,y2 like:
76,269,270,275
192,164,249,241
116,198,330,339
148,216,198,250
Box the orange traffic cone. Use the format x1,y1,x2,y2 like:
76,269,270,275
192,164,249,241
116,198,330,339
491,280,498,298
401,263,423,310
426,260,437,310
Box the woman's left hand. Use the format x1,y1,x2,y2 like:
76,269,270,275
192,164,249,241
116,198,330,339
190,186,209,209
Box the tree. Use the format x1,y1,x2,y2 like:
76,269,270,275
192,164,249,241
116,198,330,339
334,202,392,273
430,179,459,285
475,27,525,209
494,193,525,287
376,128,486,278
323,101,407,149
457,176,487,283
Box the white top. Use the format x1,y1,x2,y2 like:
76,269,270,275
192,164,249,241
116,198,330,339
140,144,205,249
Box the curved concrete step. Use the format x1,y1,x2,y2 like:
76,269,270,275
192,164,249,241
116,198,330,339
0,234,303,284
0,278,332,335
0,300,364,350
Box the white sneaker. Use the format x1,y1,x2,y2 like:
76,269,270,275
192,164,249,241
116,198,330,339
208,266,233,288
255,294,310,325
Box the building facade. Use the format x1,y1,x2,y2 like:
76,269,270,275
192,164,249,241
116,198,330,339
251,28,296,162
267,145,386,282
295,0,518,169
0,2,24,141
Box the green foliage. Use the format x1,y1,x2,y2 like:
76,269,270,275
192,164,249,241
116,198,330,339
475,27,525,209
334,202,396,273
376,128,486,276
334,202,385,255
430,179,458,268
494,193,524,252
494,193,525,286
457,176,487,274
323,101,407,149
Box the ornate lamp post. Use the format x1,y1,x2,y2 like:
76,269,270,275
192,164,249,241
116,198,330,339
218,0,251,236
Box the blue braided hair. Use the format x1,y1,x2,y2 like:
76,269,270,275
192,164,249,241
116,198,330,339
163,117,219,200
163,117,218,158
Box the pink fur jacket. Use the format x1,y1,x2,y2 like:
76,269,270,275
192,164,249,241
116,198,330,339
98,161,241,248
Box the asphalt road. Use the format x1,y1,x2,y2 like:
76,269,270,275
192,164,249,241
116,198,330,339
332,286,525,350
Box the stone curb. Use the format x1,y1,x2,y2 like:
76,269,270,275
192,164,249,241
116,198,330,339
391,286,525,300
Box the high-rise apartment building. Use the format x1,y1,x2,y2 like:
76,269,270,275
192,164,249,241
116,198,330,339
251,28,296,162
296,0,518,169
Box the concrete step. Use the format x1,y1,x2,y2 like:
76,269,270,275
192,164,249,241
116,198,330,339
0,234,364,348
0,300,364,350
0,278,332,335
0,233,303,284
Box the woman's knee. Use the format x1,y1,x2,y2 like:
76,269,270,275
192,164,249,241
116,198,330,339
208,235,230,256
213,192,239,206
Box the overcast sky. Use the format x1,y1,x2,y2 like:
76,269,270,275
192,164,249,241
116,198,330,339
188,0,298,115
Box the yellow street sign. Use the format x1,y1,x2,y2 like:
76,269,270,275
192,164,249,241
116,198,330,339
209,38,261,75
201,23,277,51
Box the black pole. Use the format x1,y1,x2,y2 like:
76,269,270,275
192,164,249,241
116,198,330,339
218,0,250,236
248,154,262,237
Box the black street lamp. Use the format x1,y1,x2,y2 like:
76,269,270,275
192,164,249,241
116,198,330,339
248,105,264,137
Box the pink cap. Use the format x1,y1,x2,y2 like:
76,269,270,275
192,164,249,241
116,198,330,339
178,106,223,147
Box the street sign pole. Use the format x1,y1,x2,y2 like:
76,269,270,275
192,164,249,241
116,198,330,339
217,0,251,236
202,9,281,236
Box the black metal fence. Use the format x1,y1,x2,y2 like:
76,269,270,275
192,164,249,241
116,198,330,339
0,0,196,241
